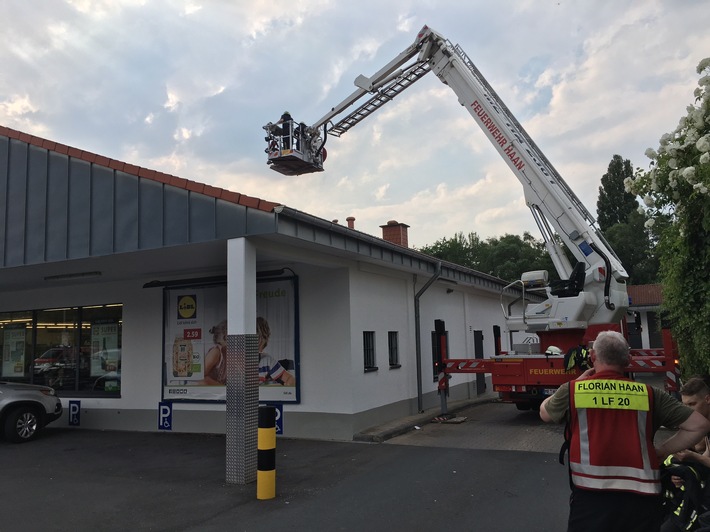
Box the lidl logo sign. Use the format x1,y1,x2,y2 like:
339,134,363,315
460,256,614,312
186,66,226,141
177,295,197,320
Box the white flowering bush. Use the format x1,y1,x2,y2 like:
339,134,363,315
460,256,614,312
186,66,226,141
625,58,710,374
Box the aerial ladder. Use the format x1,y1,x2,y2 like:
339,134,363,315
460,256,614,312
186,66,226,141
263,26,679,406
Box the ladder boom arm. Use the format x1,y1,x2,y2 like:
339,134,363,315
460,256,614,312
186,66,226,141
298,25,627,281
264,25,629,327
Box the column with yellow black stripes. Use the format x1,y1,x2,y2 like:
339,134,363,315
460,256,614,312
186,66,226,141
257,405,277,500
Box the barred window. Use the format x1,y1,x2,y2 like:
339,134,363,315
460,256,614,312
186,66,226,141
388,331,400,368
363,331,377,372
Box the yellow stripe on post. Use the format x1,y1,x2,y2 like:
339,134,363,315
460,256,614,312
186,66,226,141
258,427,276,450
257,470,276,500
257,405,277,500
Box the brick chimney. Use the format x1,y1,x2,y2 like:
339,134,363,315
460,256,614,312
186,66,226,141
380,220,410,247
346,216,356,229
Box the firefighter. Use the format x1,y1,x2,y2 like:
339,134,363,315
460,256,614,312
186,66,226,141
659,376,710,531
677,376,710,458
276,111,294,150
540,330,710,532
661,454,710,532
564,344,591,372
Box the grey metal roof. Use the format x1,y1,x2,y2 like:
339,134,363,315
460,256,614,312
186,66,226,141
0,132,277,268
0,126,523,298
274,206,519,296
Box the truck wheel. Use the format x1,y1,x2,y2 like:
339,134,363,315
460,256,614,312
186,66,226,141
4,406,41,443
515,402,531,411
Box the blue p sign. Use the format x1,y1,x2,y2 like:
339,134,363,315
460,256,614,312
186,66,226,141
158,401,172,431
69,401,81,426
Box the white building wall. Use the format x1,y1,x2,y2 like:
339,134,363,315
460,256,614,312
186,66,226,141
0,249,510,439
416,285,503,399
348,265,414,413
463,290,507,357
286,264,352,414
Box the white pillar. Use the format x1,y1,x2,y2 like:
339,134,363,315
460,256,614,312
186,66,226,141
225,237,258,484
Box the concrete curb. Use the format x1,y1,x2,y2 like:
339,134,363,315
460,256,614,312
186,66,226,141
353,393,500,443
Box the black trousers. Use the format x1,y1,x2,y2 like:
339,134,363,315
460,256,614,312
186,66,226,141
568,488,663,532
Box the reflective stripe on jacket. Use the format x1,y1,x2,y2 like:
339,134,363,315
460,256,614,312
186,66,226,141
569,370,660,495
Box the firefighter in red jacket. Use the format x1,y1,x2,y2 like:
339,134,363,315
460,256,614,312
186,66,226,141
540,330,710,532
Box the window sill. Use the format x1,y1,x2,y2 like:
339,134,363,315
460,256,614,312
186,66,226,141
364,366,379,373
389,364,401,369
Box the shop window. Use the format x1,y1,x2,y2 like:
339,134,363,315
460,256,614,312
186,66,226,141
363,331,377,372
81,304,122,395
0,311,33,381
0,304,122,397
388,331,400,368
34,307,80,391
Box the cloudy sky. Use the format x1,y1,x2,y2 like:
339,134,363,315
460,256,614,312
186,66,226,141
2,0,708,248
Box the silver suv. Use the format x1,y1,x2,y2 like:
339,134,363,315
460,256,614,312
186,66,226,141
0,381,63,443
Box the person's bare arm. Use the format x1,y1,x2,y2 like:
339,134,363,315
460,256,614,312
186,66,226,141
279,370,295,386
656,410,710,459
539,396,553,422
196,346,220,385
675,449,710,468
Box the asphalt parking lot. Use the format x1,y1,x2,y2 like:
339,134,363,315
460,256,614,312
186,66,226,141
1,400,571,532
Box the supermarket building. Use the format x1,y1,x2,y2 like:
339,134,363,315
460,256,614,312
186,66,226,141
0,125,520,442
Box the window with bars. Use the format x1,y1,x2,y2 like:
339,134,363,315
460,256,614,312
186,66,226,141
363,331,377,372
388,331,400,368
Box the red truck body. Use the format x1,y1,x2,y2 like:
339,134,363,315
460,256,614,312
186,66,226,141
440,328,680,409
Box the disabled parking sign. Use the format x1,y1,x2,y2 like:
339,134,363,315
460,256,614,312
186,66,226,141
158,401,172,431
69,400,81,426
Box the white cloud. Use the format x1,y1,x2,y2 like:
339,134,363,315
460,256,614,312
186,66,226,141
164,91,180,112
0,94,36,117
174,128,192,141
2,0,709,251
374,183,390,201
183,3,202,16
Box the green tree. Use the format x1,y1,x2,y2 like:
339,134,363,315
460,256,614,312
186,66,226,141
596,155,639,231
478,233,556,283
419,231,556,284
418,231,483,270
597,154,660,283
604,210,658,284
626,57,710,375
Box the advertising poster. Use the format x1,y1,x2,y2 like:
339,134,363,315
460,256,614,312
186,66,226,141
2,326,27,377
256,278,298,403
162,279,299,403
163,286,227,401
91,321,120,377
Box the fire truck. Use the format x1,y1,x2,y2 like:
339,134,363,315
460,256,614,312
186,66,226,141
263,26,680,409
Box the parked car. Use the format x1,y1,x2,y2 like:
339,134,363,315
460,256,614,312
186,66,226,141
33,347,92,390
33,347,75,369
0,381,63,442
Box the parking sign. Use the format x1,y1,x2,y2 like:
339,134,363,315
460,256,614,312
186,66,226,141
69,400,81,426
158,401,172,430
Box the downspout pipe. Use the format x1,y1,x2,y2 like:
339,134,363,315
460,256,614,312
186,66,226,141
414,261,442,413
